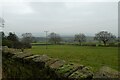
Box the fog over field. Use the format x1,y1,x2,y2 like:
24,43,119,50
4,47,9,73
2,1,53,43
0,0,118,37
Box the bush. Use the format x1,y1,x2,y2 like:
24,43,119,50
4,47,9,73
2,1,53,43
2,40,32,49
118,43,120,47
2,32,32,49
23,43,32,49
82,43,96,47
108,43,117,47
13,41,24,49
2,40,13,48
97,43,118,47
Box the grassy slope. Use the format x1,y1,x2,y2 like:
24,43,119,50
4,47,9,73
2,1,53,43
29,45,118,72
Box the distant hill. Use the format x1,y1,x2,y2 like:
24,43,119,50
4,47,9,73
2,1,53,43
32,36,96,43
32,37,46,42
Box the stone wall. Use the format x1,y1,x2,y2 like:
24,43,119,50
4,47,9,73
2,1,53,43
2,47,120,80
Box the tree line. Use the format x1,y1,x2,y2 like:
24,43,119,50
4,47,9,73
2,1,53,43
2,32,32,49
48,31,118,46
1,31,119,49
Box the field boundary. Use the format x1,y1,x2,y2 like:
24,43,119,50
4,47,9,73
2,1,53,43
2,47,120,80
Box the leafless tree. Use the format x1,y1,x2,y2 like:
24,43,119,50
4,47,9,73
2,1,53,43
94,31,116,46
48,32,62,44
74,33,86,45
21,33,33,43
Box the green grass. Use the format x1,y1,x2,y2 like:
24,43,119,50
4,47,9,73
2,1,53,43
29,45,118,72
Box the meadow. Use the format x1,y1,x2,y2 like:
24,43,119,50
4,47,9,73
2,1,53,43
29,45,118,72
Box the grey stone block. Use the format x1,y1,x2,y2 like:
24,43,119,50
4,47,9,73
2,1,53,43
50,60,66,69
68,66,93,79
45,59,59,66
12,52,33,59
32,55,50,62
24,55,40,60
94,66,120,78
57,63,79,77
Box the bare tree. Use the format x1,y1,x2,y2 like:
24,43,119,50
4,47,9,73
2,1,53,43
94,31,116,46
22,33,32,43
74,33,86,46
21,33,33,48
48,32,62,44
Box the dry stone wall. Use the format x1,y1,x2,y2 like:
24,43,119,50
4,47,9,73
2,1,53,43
2,47,120,80
2,48,93,80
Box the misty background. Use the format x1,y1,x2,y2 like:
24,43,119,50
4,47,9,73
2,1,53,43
0,0,118,38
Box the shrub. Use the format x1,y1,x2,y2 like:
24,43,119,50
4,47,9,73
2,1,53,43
13,41,24,49
108,43,117,47
23,43,32,49
82,43,96,47
118,43,120,47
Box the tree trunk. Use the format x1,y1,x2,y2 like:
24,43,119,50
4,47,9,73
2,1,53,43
79,41,82,46
103,41,106,46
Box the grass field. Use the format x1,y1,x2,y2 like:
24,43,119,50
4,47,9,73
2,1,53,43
29,45,118,72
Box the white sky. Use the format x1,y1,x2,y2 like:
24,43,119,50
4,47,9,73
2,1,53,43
0,0,119,36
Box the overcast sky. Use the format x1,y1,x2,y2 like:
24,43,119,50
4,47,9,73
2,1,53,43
0,0,119,36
